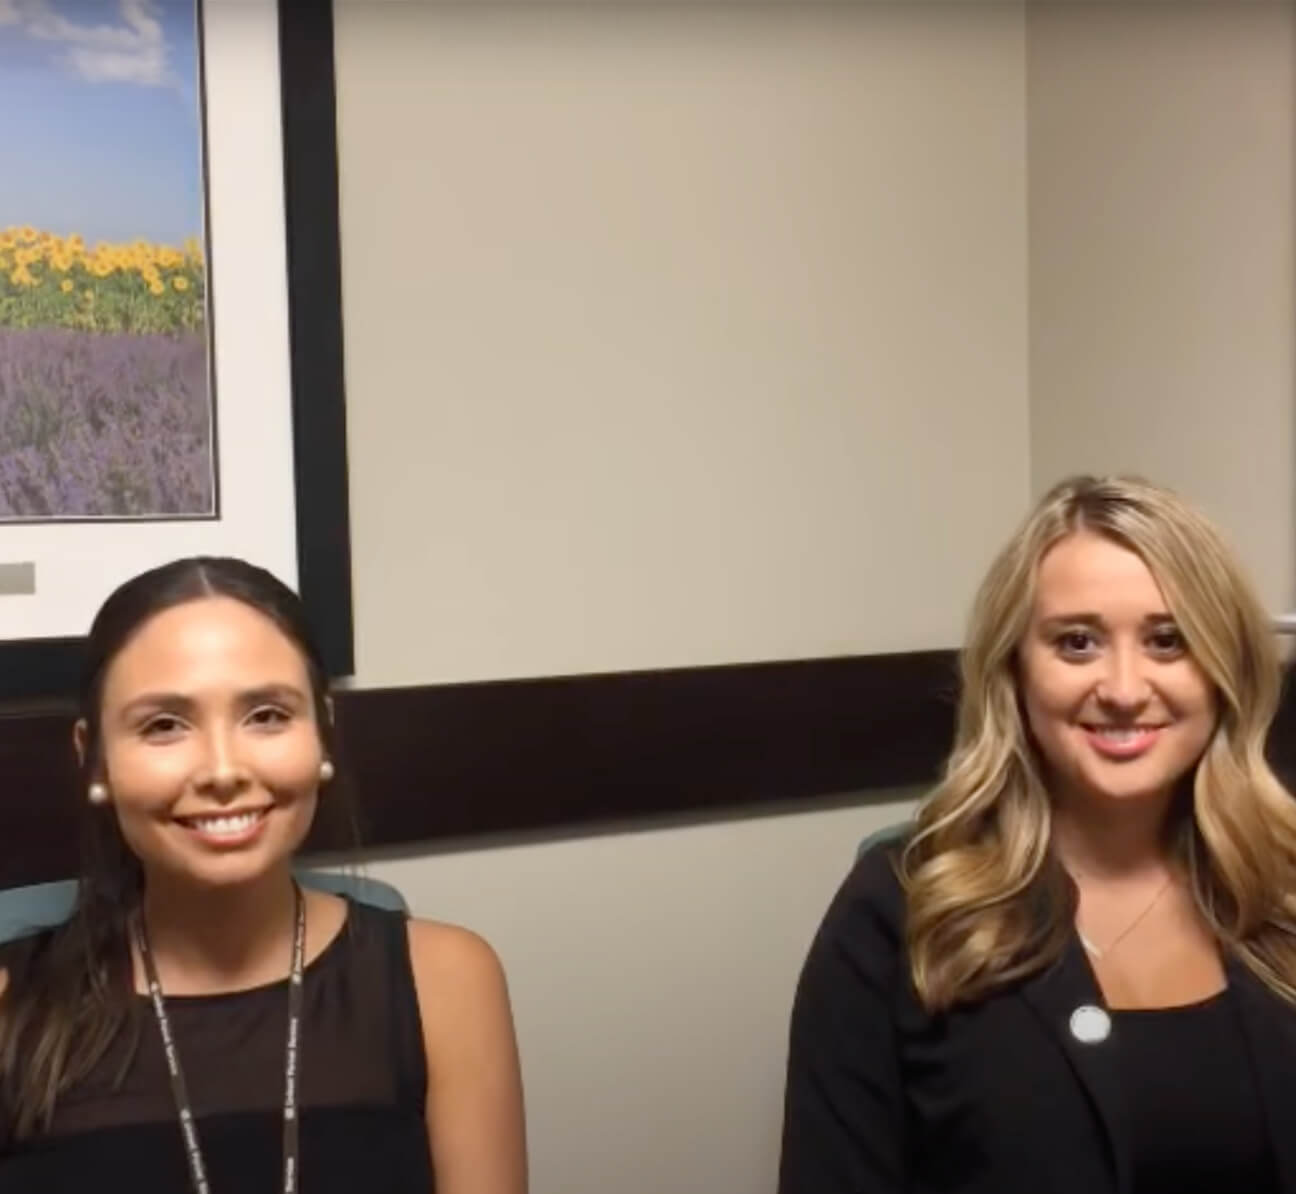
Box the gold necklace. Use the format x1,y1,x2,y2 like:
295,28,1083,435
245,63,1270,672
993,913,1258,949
1076,873,1173,960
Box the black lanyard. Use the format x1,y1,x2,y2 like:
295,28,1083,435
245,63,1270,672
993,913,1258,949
134,883,307,1194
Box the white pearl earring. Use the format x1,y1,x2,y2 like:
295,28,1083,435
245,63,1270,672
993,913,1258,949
88,782,109,805
319,759,335,783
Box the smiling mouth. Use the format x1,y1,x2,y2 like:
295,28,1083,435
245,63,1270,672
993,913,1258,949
1082,724,1168,740
174,808,271,839
1080,724,1168,758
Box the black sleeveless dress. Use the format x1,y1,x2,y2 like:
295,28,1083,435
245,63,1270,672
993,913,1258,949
0,900,434,1193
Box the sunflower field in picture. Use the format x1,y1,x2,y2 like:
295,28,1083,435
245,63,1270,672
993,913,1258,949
0,228,205,335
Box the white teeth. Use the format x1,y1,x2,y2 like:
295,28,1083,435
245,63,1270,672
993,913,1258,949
190,811,262,836
1092,727,1155,741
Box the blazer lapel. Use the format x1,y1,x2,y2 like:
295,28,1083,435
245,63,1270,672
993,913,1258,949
1019,935,1133,1194
1226,956,1296,1192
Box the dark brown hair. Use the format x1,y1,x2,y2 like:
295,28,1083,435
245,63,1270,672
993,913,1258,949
0,556,350,1138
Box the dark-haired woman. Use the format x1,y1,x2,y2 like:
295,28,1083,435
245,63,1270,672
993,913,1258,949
0,557,526,1194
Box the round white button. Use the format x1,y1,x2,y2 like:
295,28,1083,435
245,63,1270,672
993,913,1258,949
1069,1004,1111,1044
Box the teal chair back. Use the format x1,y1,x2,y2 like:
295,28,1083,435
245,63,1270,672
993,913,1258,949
0,870,408,947
857,820,910,860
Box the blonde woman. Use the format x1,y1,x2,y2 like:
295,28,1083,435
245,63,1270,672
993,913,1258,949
778,475,1296,1194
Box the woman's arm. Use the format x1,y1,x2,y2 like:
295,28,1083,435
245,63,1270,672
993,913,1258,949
778,848,909,1193
407,921,527,1194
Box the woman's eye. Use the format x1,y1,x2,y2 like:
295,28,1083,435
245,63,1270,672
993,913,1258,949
1056,630,1096,656
248,706,290,728
140,715,184,738
1148,626,1186,655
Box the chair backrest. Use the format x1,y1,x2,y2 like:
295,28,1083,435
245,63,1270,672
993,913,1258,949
0,870,409,948
856,820,910,861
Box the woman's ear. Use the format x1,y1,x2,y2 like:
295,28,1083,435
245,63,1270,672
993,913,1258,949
324,695,335,726
72,718,89,768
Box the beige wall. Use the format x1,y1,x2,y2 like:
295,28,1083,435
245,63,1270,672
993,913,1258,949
1027,0,1296,613
335,2,1029,687
332,4,1027,1194
364,794,916,1194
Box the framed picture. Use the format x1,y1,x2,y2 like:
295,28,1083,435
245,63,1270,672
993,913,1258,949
0,0,352,705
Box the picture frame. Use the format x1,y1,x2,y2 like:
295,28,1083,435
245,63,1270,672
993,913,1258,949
0,0,353,707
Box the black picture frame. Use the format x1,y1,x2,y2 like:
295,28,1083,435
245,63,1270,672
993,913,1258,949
0,1,354,708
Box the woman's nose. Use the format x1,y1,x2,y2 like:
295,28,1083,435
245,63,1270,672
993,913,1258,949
1094,644,1151,711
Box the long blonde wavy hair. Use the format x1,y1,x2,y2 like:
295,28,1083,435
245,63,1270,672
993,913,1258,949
901,474,1296,1012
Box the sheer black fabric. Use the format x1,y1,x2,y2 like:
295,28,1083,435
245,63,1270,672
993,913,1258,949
0,900,433,1193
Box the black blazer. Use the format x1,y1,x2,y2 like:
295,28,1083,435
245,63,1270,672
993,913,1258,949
778,839,1296,1193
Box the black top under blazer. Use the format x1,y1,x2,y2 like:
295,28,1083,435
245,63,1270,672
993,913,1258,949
778,838,1296,1194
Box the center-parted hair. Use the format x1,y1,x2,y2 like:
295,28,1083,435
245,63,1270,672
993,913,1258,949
0,556,351,1140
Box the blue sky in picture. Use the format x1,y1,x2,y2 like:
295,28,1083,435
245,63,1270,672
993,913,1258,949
0,0,205,246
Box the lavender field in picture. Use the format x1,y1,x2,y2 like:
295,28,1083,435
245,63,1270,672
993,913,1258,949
0,327,213,519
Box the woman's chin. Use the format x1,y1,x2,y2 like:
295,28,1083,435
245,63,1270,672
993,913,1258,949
1068,764,1179,808
148,837,295,891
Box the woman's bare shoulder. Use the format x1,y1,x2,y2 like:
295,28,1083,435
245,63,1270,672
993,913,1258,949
402,917,517,1083
404,918,509,1002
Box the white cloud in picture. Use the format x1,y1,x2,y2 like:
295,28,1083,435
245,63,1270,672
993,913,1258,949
2,0,174,88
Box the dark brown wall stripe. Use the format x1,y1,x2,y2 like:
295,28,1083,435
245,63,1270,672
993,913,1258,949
7,650,1296,890
1,650,959,888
